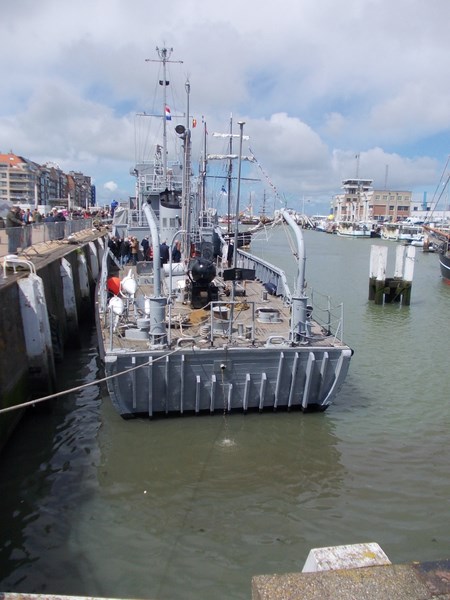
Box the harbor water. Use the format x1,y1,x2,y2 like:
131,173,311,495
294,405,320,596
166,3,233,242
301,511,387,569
1,228,449,600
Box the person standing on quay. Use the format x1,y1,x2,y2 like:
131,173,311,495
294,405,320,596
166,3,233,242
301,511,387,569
23,208,33,224
32,208,42,223
6,206,24,254
110,199,118,217
54,209,66,240
45,208,57,241
22,208,33,248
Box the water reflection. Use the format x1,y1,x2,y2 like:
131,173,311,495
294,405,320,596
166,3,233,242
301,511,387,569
0,331,102,592
0,341,346,600
2,230,450,599
92,407,345,599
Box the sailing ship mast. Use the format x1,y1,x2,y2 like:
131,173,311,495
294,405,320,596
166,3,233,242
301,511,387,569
261,189,267,221
209,115,251,229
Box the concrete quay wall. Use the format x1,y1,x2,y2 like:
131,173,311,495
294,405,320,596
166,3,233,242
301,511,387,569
0,229,107,452
0,280,30,447
252,559,450,599
253,543,450,599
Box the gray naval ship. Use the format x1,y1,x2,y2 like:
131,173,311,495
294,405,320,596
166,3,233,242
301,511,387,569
95,47,352,418
97,189,353,418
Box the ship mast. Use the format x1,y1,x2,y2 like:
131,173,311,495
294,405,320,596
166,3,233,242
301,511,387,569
227,115,233,234
201,121,208,212
261,189,267,220
146,46,183,183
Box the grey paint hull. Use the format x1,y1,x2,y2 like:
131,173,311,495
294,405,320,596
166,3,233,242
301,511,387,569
104,344,352,418
99,208,353,419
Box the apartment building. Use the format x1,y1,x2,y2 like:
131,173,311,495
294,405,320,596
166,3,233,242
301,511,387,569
0,151,94,210
0,152,39,204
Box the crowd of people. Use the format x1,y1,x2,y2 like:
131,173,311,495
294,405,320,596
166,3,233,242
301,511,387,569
1,206,112,228
2,200,228,267
107,236,184,268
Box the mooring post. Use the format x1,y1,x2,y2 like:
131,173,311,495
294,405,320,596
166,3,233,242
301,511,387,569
402,245,415,305
369,244,415,306
394,245,405,279
380,244,407,303
369,245,387,304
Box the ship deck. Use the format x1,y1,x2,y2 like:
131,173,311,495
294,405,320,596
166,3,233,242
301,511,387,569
99,259,347,354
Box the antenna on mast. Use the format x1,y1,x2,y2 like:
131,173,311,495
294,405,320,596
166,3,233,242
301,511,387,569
355,153,360,179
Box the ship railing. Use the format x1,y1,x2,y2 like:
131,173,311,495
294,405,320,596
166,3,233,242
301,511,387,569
137,162,183,193
129,209,149,228
235,248,292,302
308,288,345,343
218,249,345,343
198,210,218,229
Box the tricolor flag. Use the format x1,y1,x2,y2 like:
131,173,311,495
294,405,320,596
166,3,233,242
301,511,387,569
165,105,171,121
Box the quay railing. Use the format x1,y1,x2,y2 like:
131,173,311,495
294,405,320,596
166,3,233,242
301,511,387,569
0,218,96,259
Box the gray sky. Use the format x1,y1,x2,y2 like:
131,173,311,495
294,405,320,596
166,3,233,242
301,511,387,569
1,0,449,214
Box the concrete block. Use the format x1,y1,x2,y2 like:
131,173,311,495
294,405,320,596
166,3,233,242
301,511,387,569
302,542,391,573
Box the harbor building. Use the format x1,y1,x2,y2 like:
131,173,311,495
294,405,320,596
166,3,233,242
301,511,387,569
332,178,412,222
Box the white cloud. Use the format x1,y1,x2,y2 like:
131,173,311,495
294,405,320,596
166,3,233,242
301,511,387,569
104,181,119,193
1,0,449,211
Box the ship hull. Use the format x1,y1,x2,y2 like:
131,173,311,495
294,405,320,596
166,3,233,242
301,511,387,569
439,252,450,282
103,344,352,418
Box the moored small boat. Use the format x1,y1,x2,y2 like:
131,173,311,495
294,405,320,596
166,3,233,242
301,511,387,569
336,221,380,238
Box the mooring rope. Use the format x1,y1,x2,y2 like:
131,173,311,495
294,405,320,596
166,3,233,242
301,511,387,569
0,347,182,415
